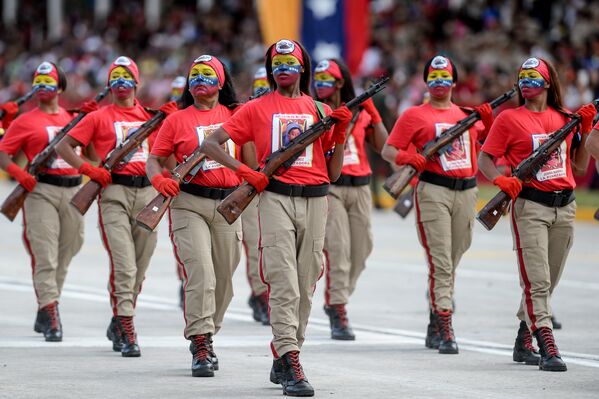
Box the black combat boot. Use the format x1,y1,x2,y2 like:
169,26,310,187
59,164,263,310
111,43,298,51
258,292,270,326
425,311,440,349
280,351,314,397
248,294,263,322
207,334,219,371
270,357,284,384
34,309,44,333
106,316,123,352
324,304,355,340
179,282,185,311
513,320,540,365
551,315,562,330
437,311,458,354
534,327,567,372
190,334,215,377
39,302,63,342
117,316,141,357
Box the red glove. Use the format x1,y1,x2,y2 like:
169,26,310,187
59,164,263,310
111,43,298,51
330,105,352,144
78,162,112,188
159,101,179,116
151,174,180,197
235,164,269,192
1,101,19,129
575,103,597,135
162,169,172,178
474,103,494,132
81,100,99,114
409,177,419,187
493,175,522,200
361,98,382,124
395,151,427,172
6,163,36,192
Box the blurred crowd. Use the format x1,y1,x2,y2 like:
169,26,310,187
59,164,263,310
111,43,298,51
1,0,598,121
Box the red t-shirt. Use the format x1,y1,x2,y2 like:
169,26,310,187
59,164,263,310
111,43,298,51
0,107,79,176
221,91,334,185
152,104,242,188
340,110,373,177
387,103,484,178
482,106,576,191
68,102,155,176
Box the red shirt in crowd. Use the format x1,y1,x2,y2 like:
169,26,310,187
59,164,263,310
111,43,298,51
221,91,334,185
68,102,155,176
387,103,484,178
482,105,576,191
152,104,241,188
0,107,79,176
340,110,373,177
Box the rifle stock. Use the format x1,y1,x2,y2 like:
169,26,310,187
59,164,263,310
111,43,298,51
476,191,511,231
383,166,417,199
70,180,102,215
135,194,173,231
218,183,256,225
0,185,27,221
393,187,415,218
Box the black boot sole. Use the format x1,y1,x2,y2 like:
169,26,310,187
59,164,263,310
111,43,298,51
439,345,459,354
425,338,440,349
331,334,356,341
192,368,215,377
283,388,315,397
540,363,567,372
513,350,540,365
44,335,62,342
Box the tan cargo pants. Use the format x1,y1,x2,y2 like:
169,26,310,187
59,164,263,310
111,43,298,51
414,181,477,313
98,184,158,317
259,191,327,358
241,196,267,296
22,182,84,308
170,191,242,338
511,198,575,332
323,184,373,305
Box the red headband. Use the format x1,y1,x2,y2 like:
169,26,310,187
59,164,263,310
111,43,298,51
270,39,304,66
254,67,268,82
191,55,225,87
315,59,342,80
108,56,140,84
428,55,453,76
520,57,550,82
34,61,59,82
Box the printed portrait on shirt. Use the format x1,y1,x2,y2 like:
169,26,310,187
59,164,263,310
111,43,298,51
113,121,147,167
435,123,471,171
343,135,360,165
196,123,235,171
532,134,567,181
46,126,81,169
271,114,314,167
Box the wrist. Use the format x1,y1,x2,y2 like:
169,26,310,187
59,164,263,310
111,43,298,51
6,162,21,177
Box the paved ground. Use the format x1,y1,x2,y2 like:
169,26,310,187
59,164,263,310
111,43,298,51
0,181,598,399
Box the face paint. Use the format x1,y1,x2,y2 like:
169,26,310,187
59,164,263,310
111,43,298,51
188,63,219,97
518,69,546,99
426,70,453,98
252,79,269,97
272,54,302,87
109,66,136,99
32,74,58,101
314,72,336,99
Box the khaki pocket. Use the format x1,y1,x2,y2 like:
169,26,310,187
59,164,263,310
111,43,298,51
313,237,325,252
171,217,189,232
236,230,243,241
259,233,277,249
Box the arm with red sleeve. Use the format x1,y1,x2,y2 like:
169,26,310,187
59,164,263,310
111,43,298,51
0,117,37,191
380,108,426,171
147,115,180,197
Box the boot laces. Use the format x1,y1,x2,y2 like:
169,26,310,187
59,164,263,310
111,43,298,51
522,328,536,352
192,335,209,362
43,302,60,330
119,316,136,344
438,312,455,341
332,304,349,328
538,327,559,357
287,351,306,381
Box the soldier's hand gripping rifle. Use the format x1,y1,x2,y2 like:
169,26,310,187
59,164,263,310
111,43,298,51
70,107,170,215
0,87,110,221
0,87,39,119
477,98,599,231
135,150,207,231
216,76,390,225
383,87,517,199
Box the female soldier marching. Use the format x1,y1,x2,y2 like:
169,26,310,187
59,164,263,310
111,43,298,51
146,55,248,377
382,55,493,354
479,57,595,371
313,58,388,340
0,61,97,342
201,39,351,397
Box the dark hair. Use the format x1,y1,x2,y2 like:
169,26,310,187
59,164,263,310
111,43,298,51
422,56,458,83
179,61,238,109
265,41,312,95
315,58,356,103
517,58,567,114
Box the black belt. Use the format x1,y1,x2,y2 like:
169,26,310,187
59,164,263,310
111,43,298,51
333,174,371,187
38,174,82,187
111,173,151,188
419,171,477,191
266,180,329,197
180,184,238,200
519,187,575,208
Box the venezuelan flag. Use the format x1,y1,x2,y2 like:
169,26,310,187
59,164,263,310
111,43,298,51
256,0,370,74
